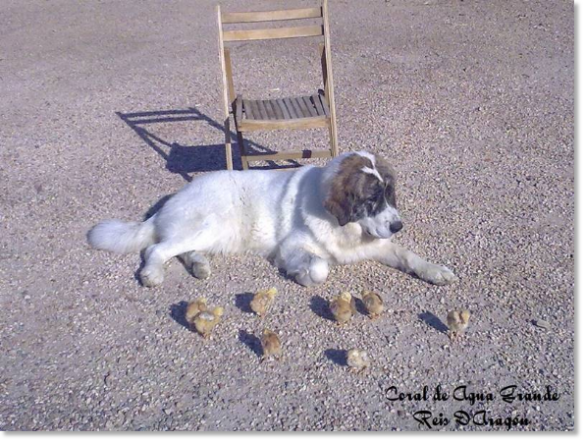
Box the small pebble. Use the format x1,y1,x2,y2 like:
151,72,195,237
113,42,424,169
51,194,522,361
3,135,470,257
533,319,551,330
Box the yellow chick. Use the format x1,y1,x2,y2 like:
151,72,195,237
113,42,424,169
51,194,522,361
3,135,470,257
185,298,207,326
330,292,355,325
193,306,224,339
250,287,278,318
447,309,471,340
362,290,384,319
260,329,282,362
346,348,371,373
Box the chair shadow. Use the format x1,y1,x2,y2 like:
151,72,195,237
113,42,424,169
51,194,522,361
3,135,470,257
169,301,191,331
324,349,347,366
234,292,255,313
418,311,449,334
116,107,300,180
238,330,263,357
310,295,334,322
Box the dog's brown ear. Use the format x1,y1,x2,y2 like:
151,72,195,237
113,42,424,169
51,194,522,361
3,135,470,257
323,193,353,226
323,154,370,226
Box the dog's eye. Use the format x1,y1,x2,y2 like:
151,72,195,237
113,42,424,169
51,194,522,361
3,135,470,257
385,186,397,206
366,195,381,212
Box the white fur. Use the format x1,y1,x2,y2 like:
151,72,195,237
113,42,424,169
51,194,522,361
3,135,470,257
359,204,401,239
361,166,383,182
88,152,458,287
356,151,383,181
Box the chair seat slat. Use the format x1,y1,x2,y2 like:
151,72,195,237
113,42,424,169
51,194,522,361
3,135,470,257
236,95,244,122
242,99,253,119
257,100,270,120
302,96,319,117
265,100,278,119
282,98,299,119
268,100,284,119
239,93,332,123
318,93,330,116
311,94,325,116
276,99,291,119
295,97,311,118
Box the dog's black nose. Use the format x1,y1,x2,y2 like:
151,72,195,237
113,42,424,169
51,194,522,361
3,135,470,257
390,221,403,233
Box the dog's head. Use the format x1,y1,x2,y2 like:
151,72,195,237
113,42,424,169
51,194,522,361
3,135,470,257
322,151,402,239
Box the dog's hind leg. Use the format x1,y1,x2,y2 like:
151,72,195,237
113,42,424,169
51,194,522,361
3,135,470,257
179,251,211,279
141,241,204,287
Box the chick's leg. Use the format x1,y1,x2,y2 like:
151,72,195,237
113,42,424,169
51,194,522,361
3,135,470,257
373,242,458,286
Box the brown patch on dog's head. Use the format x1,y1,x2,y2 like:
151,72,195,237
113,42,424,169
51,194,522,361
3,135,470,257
323,153,397,226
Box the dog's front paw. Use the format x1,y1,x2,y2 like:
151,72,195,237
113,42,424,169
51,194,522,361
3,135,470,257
295,269,317,287
417,264,458,286
293,257,329,287
140,266,165,287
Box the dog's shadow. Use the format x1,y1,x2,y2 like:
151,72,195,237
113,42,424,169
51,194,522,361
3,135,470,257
169,301,191,330
238,330,263,357
324,349,347,366
143,194,174,221
418,311,449,334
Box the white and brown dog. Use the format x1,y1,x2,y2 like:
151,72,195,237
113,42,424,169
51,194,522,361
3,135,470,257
88,151,457,287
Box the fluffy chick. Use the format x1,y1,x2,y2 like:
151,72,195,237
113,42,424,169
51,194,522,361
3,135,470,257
193,306,224,339
185,298,207,326
330,292,355,325
250,287,278,318
346,348,371,373
260,329,282,362
447,309,471,340
362,290,384,319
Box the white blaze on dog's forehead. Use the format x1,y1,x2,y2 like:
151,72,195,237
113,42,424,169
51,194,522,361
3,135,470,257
355,151,383,182
356,151,377,165
361,166,383,182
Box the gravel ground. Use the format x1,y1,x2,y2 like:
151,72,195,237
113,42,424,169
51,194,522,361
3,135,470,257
0,0,573,431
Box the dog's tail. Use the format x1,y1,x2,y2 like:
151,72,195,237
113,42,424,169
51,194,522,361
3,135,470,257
87,216,156,254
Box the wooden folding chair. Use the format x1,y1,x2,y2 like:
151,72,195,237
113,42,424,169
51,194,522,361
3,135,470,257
217,0,339,170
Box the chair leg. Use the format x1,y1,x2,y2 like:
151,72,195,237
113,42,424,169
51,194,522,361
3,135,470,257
237,131,248,170
224,117,233,170
328,118,339,157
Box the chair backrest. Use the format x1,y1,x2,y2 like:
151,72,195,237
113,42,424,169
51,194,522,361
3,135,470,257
220,6,325,42
217,0,335,113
